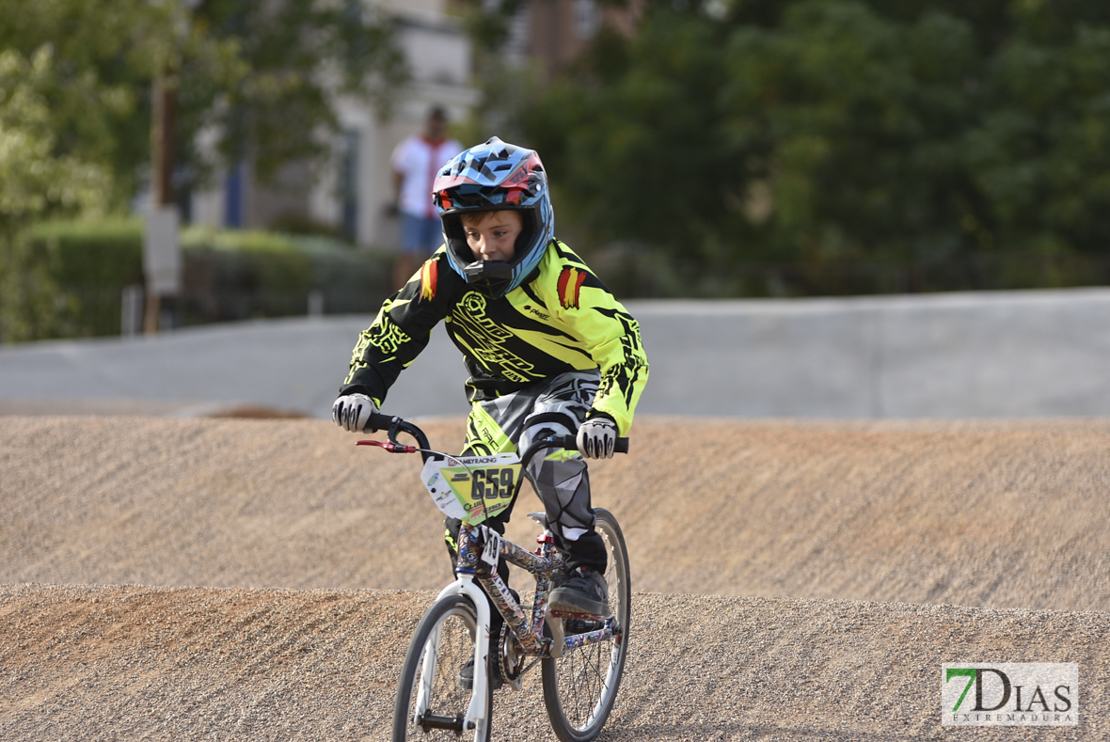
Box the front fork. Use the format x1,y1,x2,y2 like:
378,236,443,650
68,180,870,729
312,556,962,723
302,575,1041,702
421,576,492,736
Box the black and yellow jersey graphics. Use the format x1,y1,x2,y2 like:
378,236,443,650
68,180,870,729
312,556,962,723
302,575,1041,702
341,240,649,434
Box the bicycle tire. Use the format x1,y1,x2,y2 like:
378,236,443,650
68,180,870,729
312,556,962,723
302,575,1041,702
541,507,631,742
392,594,492,742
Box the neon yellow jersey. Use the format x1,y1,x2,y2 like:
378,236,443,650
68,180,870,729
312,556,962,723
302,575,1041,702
341,240,649,434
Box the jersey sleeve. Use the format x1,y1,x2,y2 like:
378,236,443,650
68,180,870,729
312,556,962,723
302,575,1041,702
339,252,451,406
546,251,649,435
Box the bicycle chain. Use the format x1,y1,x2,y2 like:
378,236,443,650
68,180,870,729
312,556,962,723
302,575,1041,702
498,622,526,691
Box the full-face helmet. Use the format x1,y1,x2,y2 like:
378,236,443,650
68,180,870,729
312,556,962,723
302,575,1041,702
433,137,554,298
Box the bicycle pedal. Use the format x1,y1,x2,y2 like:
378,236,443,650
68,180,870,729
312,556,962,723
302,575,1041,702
564,618,604,635
544,612,565,659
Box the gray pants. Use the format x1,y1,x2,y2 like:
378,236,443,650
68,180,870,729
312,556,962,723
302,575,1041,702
445,370,608,575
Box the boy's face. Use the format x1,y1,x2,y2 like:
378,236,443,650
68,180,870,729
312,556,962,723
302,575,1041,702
461,210,521,263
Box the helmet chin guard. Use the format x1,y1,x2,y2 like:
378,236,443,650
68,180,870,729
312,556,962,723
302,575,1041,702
461,260,514,297
433,137,555,298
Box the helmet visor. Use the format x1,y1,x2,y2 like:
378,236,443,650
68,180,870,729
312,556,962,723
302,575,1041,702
436,183,526,213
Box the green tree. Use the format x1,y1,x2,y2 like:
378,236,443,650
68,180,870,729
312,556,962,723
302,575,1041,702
523,11,745,259
0,0,405,341
721,3,981,266
0,47,111,341
512,0,1110,296
967,22,1110,261
0,0,405,207
184,0,405,185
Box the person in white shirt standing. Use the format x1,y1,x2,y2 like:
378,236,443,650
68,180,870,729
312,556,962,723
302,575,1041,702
390,105,464,289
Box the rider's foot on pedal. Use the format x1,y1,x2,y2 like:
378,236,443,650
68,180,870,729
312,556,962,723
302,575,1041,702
548,567,610,618
458,655,503,691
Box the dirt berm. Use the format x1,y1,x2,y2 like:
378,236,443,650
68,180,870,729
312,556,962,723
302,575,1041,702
1,415,1108,740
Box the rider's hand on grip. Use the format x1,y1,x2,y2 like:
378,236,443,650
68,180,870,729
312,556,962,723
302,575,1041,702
332,393,377,432
577,416,618,459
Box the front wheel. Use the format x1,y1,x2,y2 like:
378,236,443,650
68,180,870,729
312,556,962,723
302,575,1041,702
392,594,492,742
541,507,631,742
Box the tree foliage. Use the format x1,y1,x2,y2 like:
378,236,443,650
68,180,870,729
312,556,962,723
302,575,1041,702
514,0,1110,294
184,0,405,184
0,0,405,207
0,0,404,341
0,47,111,341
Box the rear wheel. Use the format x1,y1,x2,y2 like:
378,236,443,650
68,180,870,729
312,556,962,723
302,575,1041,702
393,594,492,742
541,508,631,742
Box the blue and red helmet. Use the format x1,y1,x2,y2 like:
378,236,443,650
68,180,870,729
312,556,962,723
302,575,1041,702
433,137,554,298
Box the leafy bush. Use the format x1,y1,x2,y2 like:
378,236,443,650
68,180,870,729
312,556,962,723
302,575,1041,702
12,218,390,340
180,227,390,323
0,47,112,343
31,217,146,288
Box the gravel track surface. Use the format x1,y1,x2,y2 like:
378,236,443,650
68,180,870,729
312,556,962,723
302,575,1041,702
2,415,1108,740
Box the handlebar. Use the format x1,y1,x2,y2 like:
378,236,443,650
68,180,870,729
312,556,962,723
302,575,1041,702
547,434,629,455
360,412,628,465
358,412,629,510
363,412,431,454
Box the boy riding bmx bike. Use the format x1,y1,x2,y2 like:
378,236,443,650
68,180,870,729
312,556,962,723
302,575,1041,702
333,137,649,685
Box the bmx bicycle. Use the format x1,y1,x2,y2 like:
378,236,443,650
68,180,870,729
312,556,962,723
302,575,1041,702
356,412,631,742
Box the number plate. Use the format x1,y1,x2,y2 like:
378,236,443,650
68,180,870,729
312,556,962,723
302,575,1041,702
420,453,522,525
479,528,501,568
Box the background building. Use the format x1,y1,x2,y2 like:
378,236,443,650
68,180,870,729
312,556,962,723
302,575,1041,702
191,0,478,251
184,0,648,250
503,0,645,78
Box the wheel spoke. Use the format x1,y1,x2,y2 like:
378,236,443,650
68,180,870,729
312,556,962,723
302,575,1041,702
542,509,630,742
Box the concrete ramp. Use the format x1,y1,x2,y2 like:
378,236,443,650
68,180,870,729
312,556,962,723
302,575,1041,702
3,288,1110,419
0,316,471,419
639,288,1110,417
